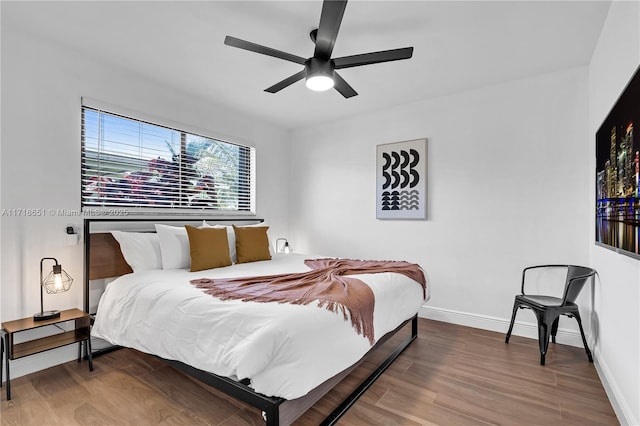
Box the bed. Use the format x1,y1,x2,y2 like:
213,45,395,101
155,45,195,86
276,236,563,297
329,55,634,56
83,218,429,425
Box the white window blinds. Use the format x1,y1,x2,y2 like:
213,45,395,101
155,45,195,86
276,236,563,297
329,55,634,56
81,107,255,213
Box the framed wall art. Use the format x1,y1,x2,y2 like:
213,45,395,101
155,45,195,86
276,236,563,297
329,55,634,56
595,65,640,260
376,138,427,220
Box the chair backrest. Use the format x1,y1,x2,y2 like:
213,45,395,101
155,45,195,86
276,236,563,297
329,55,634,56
562,266,596,304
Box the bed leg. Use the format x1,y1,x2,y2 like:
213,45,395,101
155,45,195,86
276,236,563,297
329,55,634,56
411,315,418,338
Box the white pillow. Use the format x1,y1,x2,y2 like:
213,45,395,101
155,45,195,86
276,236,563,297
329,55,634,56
111,231,163,272
155,224,190,269
202,222,272,263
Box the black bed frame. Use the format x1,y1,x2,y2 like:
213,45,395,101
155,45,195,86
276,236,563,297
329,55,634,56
83,218,418,425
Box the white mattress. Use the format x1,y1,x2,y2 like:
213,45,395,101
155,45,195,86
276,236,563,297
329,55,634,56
91,254,428,399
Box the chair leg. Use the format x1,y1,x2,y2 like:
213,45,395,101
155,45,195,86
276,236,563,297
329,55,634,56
573,311,593,363
505,300,520,343
1,333,3,388
535,311,554,366
551,317,559,344
537,324,548,365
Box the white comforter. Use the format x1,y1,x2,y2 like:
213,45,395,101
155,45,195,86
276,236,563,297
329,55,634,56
91,254,428,399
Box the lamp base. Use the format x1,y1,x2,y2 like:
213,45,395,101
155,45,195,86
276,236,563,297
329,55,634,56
33,310,61,321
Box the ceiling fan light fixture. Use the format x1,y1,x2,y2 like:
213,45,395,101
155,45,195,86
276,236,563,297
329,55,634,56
306,74,334,91
305,57,335,92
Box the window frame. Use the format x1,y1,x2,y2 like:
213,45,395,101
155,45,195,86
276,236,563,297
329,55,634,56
80,102,256,216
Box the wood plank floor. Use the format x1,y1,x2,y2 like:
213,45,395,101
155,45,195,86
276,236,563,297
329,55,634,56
1,319,618,425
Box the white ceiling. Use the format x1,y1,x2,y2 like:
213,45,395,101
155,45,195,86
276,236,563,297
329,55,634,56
3,1,611,130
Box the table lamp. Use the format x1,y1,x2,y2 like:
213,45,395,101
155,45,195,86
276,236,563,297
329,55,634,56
34,257,73,321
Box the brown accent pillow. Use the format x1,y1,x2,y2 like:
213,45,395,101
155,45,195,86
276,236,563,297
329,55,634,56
185,226,232,272
233,225,272,264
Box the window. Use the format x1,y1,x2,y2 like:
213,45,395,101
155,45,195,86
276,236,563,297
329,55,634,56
81,107,255,213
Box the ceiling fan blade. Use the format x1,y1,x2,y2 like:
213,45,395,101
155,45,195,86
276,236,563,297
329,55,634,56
333,72,358,98
225,36,306,65
333,47,414,69
314,0,348,59
264,70,307,93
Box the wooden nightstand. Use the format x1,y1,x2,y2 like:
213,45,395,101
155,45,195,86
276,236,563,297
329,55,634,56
1,308,93,400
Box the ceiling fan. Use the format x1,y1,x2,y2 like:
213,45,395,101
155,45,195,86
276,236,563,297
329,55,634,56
224,0,414,98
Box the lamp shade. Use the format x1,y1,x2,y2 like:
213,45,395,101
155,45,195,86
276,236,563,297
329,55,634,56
43,264,73,294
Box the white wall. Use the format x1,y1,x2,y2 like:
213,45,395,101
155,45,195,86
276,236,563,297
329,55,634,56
588,1,640,424
290,66,591,343
0,24,290,376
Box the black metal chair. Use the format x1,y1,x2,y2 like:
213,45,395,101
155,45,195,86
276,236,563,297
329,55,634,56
505,265,596,365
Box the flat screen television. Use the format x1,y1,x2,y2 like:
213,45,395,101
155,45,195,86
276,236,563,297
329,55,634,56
595,65,640,260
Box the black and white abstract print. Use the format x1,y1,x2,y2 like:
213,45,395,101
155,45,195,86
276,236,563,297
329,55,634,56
376,139,427,219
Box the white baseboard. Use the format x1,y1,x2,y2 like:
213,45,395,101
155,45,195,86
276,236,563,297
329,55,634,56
418,305,586,347
593,346,638,426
